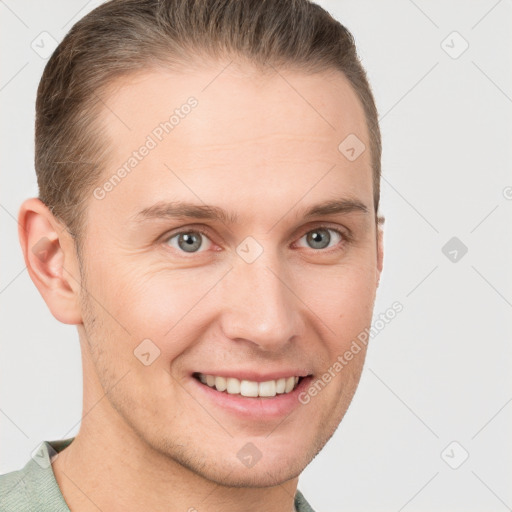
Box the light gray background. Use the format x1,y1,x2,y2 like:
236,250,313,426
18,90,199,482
1,1,511,511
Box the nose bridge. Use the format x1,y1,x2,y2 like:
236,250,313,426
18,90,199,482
219,246,300,349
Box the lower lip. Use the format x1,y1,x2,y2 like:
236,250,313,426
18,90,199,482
191,375,313,420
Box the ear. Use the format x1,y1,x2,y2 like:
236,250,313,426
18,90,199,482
376,217,384,286
18,198,83,325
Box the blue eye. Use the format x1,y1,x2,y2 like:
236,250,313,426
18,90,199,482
297,227,344,250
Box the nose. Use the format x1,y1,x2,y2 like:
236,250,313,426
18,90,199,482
218,247,303,351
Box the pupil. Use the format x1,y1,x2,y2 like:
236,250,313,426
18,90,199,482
179,233,201,252
308,229,330,249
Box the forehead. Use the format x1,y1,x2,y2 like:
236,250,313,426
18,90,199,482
100,62,368,144
91,63,373,222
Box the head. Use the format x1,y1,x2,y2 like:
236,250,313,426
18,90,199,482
20,0,383,488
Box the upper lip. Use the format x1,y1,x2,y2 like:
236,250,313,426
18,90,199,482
193,370,312,382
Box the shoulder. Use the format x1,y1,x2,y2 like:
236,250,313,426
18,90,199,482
0,465,31,511
0,439,73,512
295,488,317,512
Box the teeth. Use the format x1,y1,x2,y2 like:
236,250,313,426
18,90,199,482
226,377,240,394
197,373,302,397
258,380,276,397
240,380,259,397
215,376,227,392
284,376,295,393
275,378,286,394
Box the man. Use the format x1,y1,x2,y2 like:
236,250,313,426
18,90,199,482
0,0,383,510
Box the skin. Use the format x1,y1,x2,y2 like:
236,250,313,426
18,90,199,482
19,60,383,512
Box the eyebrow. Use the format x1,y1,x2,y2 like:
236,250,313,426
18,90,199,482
131,197,369,225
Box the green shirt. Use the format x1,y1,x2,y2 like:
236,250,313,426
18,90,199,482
0,438,316,511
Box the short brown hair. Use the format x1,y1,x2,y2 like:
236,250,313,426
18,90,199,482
36,0,381,253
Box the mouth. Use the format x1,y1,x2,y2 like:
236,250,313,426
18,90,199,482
190,371,313,420
192,372,306,398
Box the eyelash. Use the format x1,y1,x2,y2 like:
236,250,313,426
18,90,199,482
161,224,351,256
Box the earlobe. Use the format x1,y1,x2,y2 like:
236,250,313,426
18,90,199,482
18,198,83,325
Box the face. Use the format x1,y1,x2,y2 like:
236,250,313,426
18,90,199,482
76,61,382,486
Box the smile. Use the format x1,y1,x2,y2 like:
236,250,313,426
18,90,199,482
194,372,302,398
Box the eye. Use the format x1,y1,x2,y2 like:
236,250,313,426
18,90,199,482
162,225,347,255
296,227,345,251
164,230,213,253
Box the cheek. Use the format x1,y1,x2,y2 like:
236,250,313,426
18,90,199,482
297,261,377,337
99,264,222,361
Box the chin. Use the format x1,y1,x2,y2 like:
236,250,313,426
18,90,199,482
204,461,303,489
160,439,310,488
